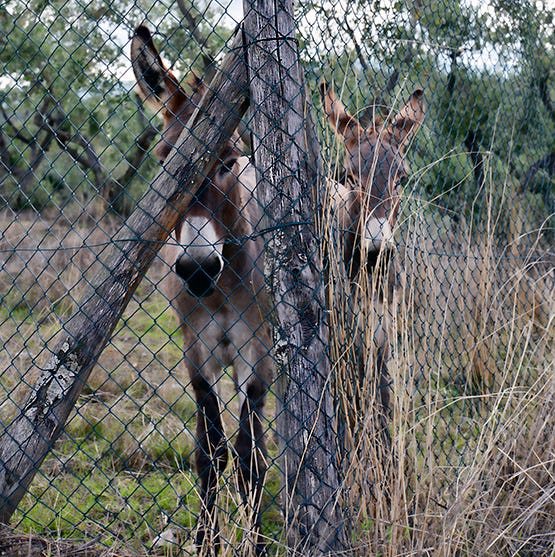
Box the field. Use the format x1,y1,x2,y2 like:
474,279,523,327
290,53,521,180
0,189,553,556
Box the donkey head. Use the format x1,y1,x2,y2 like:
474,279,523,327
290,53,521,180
321,84,424,258
131,25,250,297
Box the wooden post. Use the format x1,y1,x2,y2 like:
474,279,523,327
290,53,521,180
243,1,346,553
0,32,248,523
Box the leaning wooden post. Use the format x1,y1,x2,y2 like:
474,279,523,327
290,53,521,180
0,32,249,523
243,1,346,553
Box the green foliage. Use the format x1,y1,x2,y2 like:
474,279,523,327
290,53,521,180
2,0,552,226
300,0,554,244
0,0,234,213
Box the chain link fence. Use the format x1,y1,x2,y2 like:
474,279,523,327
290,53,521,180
1,0,554,555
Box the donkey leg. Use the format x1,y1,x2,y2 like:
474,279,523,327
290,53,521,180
189,366,229,556
235,384,267,555
375,342,392,448
375,259,398,451
234,347,270,556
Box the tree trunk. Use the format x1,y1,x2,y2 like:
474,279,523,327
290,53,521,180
465,129,485,190
0,31,248,523
101,96,159,217
243,1,346,554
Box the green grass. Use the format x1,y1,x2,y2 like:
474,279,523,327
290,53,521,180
3,287,198,549
1,265,284,554
1,197,553,556
15,463,200,549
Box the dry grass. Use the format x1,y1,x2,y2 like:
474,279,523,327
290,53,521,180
320,121,554,555
1,144,554,557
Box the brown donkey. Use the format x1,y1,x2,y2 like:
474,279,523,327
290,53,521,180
321,83,425,440
131,26,271,555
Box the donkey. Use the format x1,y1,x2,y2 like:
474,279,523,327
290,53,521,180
130,21,423,552
320,83,425,441
131,26,271,555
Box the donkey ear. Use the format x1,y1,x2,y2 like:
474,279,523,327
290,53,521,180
387,89,425,149
320,82,363,145
131,25,176,108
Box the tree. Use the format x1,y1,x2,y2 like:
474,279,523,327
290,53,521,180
0,0,230,214
244,0,347,551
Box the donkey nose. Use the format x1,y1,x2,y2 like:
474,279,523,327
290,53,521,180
175,254,224,297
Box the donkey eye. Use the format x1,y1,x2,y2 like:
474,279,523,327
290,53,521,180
396,173,408,188
218,158,238,175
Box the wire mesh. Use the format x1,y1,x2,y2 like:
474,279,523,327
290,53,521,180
1,0,554,555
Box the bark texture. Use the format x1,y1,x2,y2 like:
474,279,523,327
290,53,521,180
243,1,346,553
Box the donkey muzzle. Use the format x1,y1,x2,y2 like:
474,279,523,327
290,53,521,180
175,254,224,297
363,216,394,253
